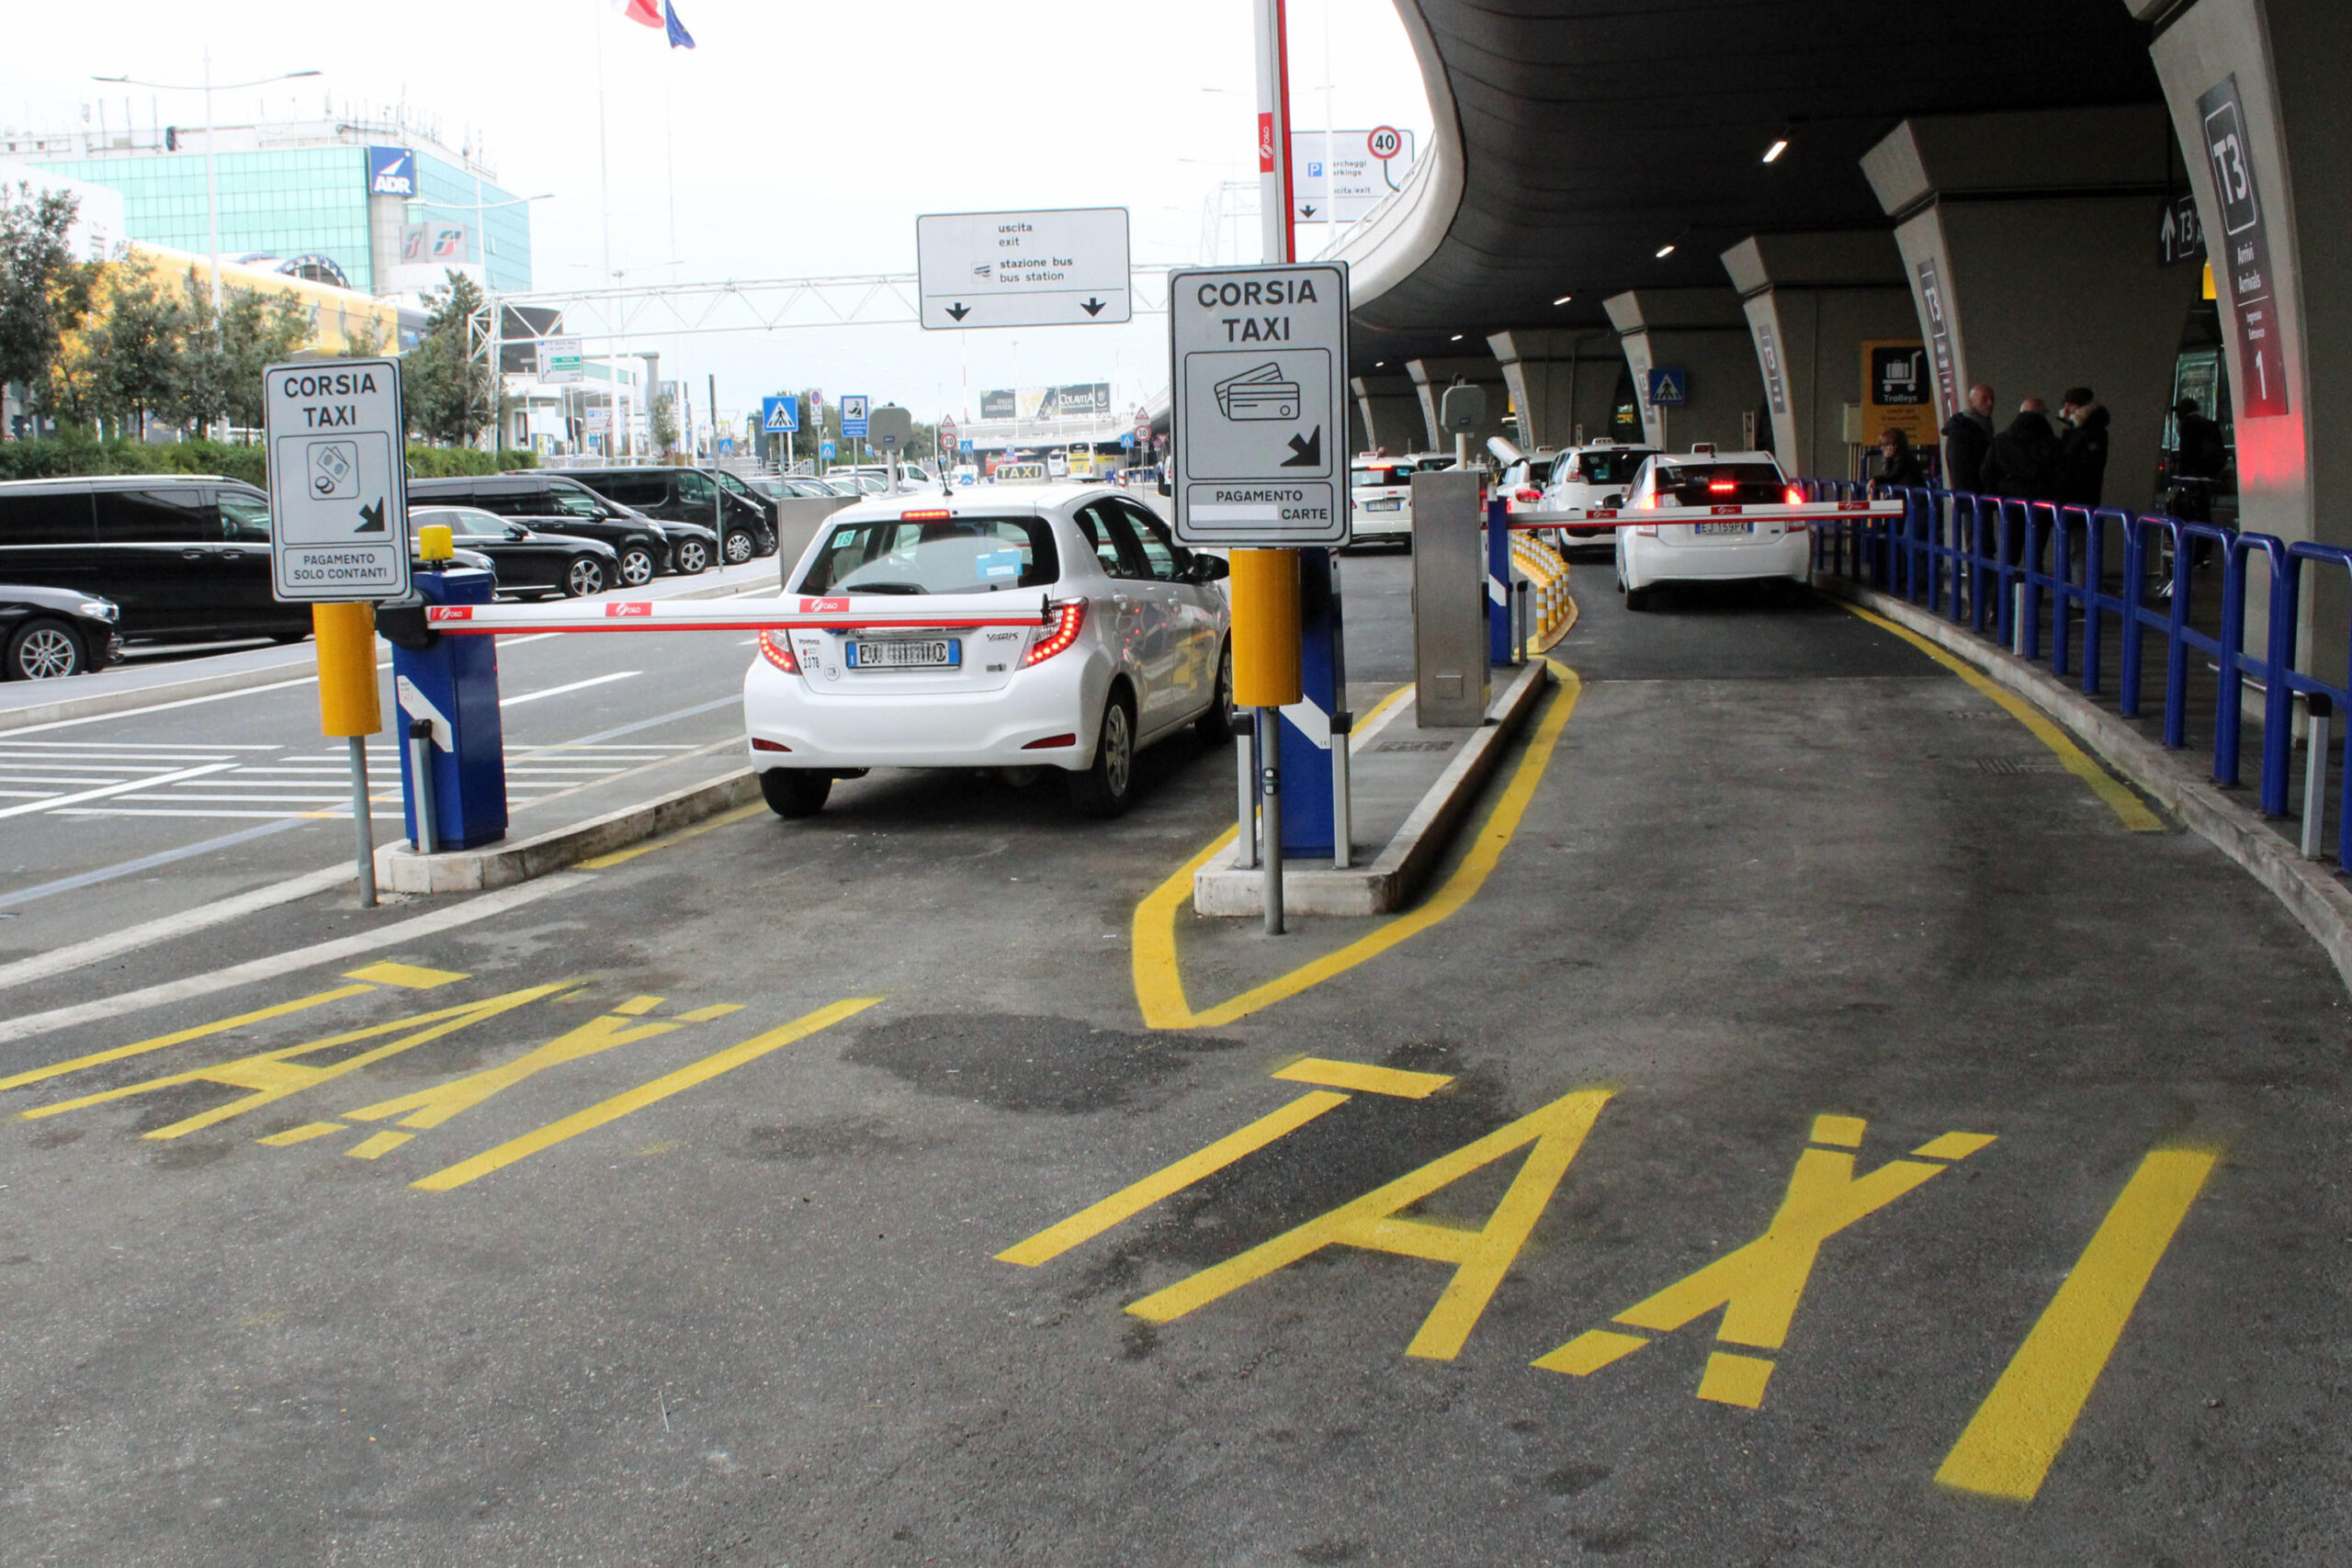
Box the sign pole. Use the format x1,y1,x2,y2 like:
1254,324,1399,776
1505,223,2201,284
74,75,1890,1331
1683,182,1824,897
314,601,382,908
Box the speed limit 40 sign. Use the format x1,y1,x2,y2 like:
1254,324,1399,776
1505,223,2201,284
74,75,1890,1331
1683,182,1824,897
1367,126,1403,161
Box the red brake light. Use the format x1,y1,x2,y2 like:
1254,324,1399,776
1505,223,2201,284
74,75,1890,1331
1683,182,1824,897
900,507,953,521
1784,485,1805,506
757,628,799,673
1708,479,1737,493
751,737,791,752
1021,601,1087,667
1516,487,1543,503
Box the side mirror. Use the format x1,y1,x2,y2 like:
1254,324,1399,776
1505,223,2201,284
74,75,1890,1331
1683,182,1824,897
507,524,532,539
1186,554,1230,583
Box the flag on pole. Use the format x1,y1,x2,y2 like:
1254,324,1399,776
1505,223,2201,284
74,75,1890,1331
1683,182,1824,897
662,1,696,48
613,0,662,25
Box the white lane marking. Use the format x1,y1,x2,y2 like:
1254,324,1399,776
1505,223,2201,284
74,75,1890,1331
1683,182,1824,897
0,862,357,993
499,671,641,708
0,741,283,750
0,872,594,1043
1351,691,1417,751
0,761,239,820
0,674,331,735
0,774,137,787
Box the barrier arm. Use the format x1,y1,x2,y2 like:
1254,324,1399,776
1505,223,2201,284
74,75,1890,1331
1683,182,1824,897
1505,500,1905,533
379,592,1057,644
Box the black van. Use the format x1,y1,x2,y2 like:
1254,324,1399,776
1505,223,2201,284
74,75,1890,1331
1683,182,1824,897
0,476,311,642
560,467,776,565
407,473,699,581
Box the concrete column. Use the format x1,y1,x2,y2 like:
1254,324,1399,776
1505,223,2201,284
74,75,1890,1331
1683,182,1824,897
2135,0,2352,594
1484,329,1624,453
1405,356,1510,454
1349,372,1423,457
1600,289,1765,452
1719,232,1921,482
1863,105,2202,498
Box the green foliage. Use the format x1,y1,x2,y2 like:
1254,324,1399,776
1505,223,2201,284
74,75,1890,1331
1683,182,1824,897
650,387,681,456
169,270,312,437
0,438,533,486
0,183,96,417
402,270,495,446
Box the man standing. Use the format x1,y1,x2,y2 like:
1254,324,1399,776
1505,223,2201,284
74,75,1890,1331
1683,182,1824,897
2169,397,2225,524
1941,382,1996,493
2056,387,2110,508
1980,399,2061,567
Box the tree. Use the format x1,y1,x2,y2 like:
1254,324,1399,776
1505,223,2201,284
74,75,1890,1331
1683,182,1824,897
403,270,495,446
84,265,190,439
0,183,96,428
650,384,681,455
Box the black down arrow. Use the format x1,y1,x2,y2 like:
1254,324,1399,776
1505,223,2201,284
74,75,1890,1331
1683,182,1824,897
1080,298,1105,317
1281,425,1322,468
945,302,970,321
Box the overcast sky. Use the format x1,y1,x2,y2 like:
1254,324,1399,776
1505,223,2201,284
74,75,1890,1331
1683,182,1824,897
2,0,1430,432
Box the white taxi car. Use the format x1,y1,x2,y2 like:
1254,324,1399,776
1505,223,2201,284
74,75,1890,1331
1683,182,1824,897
1348,456,1419,547
1538,442,1660,537
1613,448,1810,610
743,486,1232,818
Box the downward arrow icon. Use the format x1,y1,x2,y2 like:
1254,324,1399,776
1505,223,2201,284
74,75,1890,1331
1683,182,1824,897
946,302,970,321
1281,425,1323,468
1080,298,1105,317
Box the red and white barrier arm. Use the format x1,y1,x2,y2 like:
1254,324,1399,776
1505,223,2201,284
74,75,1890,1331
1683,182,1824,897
1508,500,1903,532
408,592,1056,637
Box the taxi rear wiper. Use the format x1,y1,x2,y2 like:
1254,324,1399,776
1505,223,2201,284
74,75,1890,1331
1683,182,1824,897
846,581,925,594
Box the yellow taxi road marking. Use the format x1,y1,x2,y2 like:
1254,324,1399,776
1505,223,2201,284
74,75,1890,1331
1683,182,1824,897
1936,1145,2218,1503
1534,1118,1995,1402
345,1131,414,1160
1696,1351,1778,1409
675,1003,745,1022
1915,1131,1999,1161
342,962,468,989
997,1090,1352,1268
1838,603,2164,832
412,996,883,1193
340,1008,706,1133
1133,664,1583,1031
1811,1114,1866,1147
0,981,383,1093
22,985,567,1138
612,996,665,1016
1128,1089,1613,1361
256,1121,347,1146
575,801,768,871
1272,1057,1453,1099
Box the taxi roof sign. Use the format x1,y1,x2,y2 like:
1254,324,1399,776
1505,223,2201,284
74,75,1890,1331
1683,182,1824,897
263,356,411,603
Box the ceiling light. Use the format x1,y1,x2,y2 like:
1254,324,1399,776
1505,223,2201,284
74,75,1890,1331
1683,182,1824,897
1655,243,1677,258
1450,333,1464,342
1552,295,1573,306
1762,138,1789,164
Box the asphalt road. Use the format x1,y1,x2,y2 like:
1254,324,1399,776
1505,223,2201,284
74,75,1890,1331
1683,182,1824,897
0,547,2343,1565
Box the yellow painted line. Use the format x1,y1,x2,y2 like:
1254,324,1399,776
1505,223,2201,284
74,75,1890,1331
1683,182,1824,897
1132,664,1583,1031
1697,1351,1775,1408
1272,1057,1453,1099
675,1003,745,1022
1839,603,2164,832
1537,1328,1649,1376
612,996,664,1016
1811,1114,1866,1146
1915,1132,1999,1161
343,962,468,989
411,996,881,1192
256,1121,346,1147
1350,681,1416,742
575,800,767,871
1936,1146,2219,1503
345,1130,413,1160
0,983,377,1093
996,1089,1351,1267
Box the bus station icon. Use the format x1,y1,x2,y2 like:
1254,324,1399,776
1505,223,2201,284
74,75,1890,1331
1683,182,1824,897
308,440,359,501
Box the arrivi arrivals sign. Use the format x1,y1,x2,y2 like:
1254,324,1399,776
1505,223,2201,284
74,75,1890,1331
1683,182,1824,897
2197,74,2288,419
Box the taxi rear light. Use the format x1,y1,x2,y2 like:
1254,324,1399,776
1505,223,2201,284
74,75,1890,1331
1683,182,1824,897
1784,485,1805,506
1022,732,1079,750
1516,487,1543,503
751,738,791,752
1708,479,1737,493
1021,601,1087,668
756,628,800,673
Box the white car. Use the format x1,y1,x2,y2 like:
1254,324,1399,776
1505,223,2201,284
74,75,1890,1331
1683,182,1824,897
1348,457,1419,546
1612,448,1810,610
1539,442,1660,539
743,484,1234,818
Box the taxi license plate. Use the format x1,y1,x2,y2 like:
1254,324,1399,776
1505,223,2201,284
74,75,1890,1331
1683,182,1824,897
846,638,960,670
1694,522,1754,536
1364,498,1403,512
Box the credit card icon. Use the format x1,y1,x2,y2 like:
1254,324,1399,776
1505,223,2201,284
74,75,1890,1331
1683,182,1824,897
1214,362,1300,422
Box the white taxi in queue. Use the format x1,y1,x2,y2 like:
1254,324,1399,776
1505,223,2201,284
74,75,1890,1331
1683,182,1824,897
1613,447,1811,610
743,485,1234,818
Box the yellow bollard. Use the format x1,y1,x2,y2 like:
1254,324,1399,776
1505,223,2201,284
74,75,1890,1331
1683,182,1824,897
1228,548,1303,708
314,602,380,736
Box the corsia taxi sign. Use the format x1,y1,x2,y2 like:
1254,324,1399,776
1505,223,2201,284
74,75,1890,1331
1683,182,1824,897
264,356,412,603
1170,262,1350,547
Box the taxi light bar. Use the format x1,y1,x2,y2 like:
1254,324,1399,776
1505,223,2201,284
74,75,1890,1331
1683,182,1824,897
757,627,800,674
1021,601,1087,668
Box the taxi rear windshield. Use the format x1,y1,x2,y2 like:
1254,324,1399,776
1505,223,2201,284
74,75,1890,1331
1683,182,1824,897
1567,449,1653,485
796,515,1059,594
1352,466,1413,489
1653,463,1786,504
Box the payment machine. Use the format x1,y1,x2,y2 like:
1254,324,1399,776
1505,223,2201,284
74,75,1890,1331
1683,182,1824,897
388,548,509,852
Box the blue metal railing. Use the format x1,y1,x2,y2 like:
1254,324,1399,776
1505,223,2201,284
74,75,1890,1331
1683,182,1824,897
1801,479,2352,871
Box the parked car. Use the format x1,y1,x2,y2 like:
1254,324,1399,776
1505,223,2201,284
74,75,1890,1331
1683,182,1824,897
408,474,695,581
744,485,1232,818
410,507,622,599
1539,442,1662,536
1613,447,1808,610
1348,457,1420,547
0,583,121,679
560,466,776,566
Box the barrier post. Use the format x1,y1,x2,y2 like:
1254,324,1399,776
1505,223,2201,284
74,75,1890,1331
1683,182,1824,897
313,601,381,908
2303,694,2332,859
1234,714,1259,869
1330,707,1352,871
1231,547,1303,934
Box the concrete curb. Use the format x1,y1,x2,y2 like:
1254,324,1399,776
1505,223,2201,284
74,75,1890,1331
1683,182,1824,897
1195,660,1553,917
0,569,778,735
376,768,761,894
1819,577,2352,997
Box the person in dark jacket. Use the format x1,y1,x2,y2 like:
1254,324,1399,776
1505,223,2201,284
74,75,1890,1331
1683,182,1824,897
1940,382,1996,494
1979,399,2061,567
1875,428,1925,489
2055,387,2110,507
2169,397,2225,525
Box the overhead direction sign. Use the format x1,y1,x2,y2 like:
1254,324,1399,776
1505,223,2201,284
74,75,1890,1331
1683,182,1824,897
840,395,870,439
762,394,799,434
916,207,1132,331
264,357,410,603
1170,261,1350,547
538,337,584,384
1289,128,1417,223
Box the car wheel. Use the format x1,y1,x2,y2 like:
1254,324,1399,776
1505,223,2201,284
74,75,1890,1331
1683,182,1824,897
673,538,710,574
723,530,756,566
563,557,609,598
1069,690,1136,818
1624,586,1652,612
6,618,84,681
1195,641,1235,743
617,547,657,588
759,768,831,818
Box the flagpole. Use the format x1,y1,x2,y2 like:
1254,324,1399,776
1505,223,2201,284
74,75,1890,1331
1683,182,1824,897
594,0,612,281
